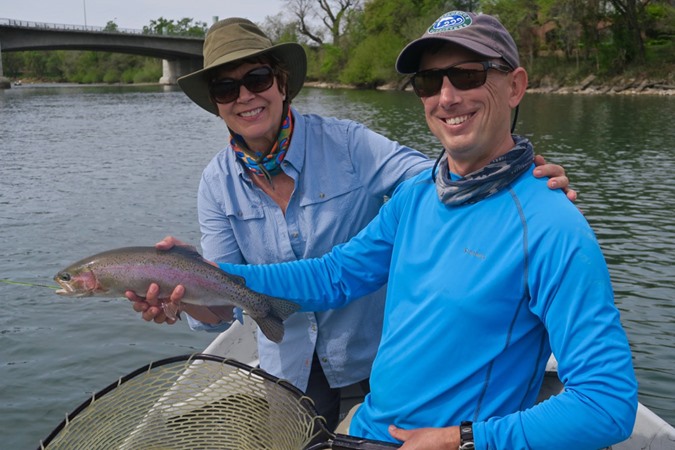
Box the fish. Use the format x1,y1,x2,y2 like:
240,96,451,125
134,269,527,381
54,246,299,343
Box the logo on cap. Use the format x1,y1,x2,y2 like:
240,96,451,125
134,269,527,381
428,11,472,34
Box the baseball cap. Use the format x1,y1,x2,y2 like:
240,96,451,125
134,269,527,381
396,11,520,74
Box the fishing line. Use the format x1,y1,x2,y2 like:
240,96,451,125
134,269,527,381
0,278,59,289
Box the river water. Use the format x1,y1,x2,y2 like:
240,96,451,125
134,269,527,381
1,84,673,448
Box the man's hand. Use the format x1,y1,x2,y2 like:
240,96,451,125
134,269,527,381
533,154,577,202
389,424,460,450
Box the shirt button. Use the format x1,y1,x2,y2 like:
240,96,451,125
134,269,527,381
292,232,299,238
319,193,325,198
322,357,328,363
311,324,317,332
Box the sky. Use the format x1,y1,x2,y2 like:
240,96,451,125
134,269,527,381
1,0,286,30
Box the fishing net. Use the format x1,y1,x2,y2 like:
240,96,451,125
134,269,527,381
39,354,398,450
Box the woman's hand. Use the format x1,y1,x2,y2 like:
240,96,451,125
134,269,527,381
533,154,577,202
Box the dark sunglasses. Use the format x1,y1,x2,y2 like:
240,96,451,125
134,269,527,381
411,61,513,97
209,66,277,104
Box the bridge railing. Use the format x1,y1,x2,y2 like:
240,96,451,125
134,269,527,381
0,18,202,39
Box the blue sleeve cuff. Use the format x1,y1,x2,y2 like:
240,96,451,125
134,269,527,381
472,421,487,450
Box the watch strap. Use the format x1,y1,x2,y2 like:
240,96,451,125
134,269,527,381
459,421,474,450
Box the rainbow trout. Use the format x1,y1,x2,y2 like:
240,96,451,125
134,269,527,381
54,246,299,343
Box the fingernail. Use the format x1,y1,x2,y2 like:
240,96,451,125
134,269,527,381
551,180,558,188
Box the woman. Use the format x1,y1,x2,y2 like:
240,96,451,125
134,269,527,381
128,17,574,430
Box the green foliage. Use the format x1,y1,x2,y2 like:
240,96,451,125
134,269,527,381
132,59,163,83
142,17,207,36
340,32,406,86
3,50,162,84
644,2,675,38
312,44,345,81
104,20,119,32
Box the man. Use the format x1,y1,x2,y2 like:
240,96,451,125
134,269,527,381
210,11,637,449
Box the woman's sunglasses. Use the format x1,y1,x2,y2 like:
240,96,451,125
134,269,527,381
411,61,513,97
209,66,277,104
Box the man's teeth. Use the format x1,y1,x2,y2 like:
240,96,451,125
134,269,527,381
241,107,263,117
445,114,470,125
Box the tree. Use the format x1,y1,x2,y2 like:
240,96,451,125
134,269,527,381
608,0,647,64
143,17,207,37
104,20,119,32
284,0,362,46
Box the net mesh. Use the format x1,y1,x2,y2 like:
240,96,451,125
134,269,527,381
40,354,324,450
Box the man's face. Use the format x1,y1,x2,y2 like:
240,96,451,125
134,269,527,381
418,44,518,176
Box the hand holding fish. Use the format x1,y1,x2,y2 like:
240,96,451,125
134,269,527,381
127,277,234,325
126,282,184,325
125,236,224,325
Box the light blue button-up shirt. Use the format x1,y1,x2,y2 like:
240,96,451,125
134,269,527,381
190,108,431,391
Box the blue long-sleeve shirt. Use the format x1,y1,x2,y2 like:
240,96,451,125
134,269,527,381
219,164,637,449
192,108,432,391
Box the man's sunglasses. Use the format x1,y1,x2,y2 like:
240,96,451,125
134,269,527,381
411,61,513,97
209,66,277,104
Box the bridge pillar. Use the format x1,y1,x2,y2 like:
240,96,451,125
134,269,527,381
0,42,10,89
159,58,202,85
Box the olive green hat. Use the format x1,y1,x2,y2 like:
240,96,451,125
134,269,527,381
178,17,307,115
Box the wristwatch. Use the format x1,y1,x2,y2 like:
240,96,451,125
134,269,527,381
459,421,475,450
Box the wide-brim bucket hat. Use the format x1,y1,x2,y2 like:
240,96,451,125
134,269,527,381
178,17,307,116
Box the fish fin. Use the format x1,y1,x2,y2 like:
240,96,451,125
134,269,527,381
222,272,247,286
255,316,284,343
170,246,204,261
162,302,181,321
267,296,301,321
206,305,237,324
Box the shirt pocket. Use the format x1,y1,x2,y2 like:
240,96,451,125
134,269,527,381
298,177,363,208
222,201,265,222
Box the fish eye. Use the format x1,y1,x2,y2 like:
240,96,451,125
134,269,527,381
59,273,72,282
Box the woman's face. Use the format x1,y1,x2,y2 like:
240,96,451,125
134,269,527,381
213,62,286,153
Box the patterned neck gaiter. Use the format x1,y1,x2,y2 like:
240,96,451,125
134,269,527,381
434,135,535,206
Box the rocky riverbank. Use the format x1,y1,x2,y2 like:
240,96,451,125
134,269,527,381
307,74,675,96
527,74,675,96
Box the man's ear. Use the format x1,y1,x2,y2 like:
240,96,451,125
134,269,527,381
509,67,528,108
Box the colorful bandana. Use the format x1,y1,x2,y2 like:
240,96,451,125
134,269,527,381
230,106,294,183
434,135,534,206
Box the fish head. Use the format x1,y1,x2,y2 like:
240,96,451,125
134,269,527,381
54,265,103,297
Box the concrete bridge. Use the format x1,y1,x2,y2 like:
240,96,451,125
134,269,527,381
0,18,204,87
